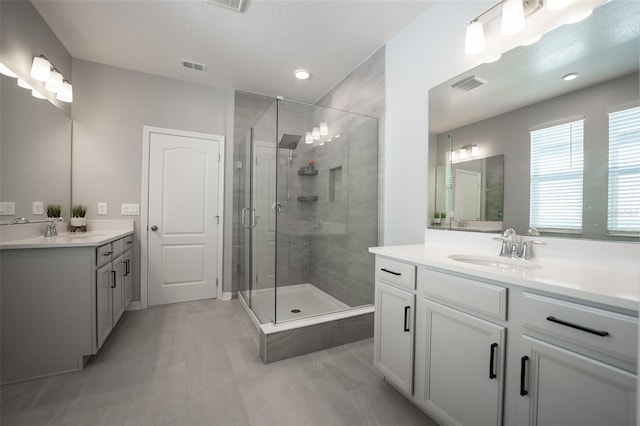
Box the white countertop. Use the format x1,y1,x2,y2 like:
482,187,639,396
369,244,640,312
0,230,133,250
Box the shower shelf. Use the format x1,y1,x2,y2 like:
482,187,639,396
297,196,318,202
298,169,318,176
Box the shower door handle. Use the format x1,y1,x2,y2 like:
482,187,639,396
241,208,250,228
250,208,257,228
242,207,257,228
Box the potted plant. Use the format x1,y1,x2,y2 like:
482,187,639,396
46,204,62,218
440,211,448,223
433,211,441,225
70,204,88,231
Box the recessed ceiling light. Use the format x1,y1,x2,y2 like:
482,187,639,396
294,69,310,80
563,72,578,81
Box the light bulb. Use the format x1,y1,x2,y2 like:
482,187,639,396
30,56,51,82
471,145,479,156
305,132,313,144
45,70,64,93
319,121,329,136
460,148,468,159
56,82,73,103
501,0,525,35
464,20,485,55
0,63,17,78
312,127,320,140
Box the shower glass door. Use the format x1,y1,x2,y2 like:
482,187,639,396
237,101,278,324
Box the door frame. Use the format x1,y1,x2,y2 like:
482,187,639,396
140,126,225,309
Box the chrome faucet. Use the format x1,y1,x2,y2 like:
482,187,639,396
493,227,545,259
44,217,64,237
9,217,30,224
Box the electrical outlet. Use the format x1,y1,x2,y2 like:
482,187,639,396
0,202,15,215
98,202,108,215
33,201,44,215
121,203,140,216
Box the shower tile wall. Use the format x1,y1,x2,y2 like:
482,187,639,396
310,47,385,307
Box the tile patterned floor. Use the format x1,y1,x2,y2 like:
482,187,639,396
1,299,437,426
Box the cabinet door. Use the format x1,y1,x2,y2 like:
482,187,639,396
422,299,505,426
96,263,113,349
374,281,415,395
123,249,132,307
112,255,125,325
518,336,636,426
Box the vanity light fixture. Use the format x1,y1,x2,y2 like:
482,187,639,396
17,78,32,90
0,62,18,78
312,127,320,140
294,69,310,80
45,70,63,94
319,121,329,136
31,89,46,99
501,0,525,35
465,20,485,55
451,144,480,162
30,56,51,82
56,81,73,103
305,131,313,144
563,72,578,81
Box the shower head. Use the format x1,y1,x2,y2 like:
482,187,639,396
278,134,302,150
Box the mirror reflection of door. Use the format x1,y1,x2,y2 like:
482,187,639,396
454,169,481,221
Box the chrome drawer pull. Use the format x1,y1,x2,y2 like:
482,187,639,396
546,316,609,337
381,268,401,276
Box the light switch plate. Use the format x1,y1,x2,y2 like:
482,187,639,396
121,203,140,216
0,202,16,215
33,201,44,215
98,202,108,215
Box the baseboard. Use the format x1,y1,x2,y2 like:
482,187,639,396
126,301,142,311
221,292,233,301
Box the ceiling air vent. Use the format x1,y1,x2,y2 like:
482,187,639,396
181,60,207,72
206,0,244,12
451,76,487,92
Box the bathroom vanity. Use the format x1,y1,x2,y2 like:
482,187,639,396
370,231,639,426
0,225,134,383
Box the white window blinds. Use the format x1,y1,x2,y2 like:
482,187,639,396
608,106,640,234
530,120,584,232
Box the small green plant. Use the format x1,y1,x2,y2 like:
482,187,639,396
46,204,62,218
433,211,441,219
72,204,88,218
440,211,447,219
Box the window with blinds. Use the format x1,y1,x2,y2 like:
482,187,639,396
529,119,584,232
608,106,640,235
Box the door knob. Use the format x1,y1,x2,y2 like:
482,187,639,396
150,225,158,231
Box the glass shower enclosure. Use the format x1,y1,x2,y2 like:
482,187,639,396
235,98,379,325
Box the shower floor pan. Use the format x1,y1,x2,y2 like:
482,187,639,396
250,283,350,323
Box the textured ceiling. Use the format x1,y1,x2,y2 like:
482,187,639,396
33,0,434,103
429,0,640,133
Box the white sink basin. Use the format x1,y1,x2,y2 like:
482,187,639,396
39,233,106,243
448,254,541,270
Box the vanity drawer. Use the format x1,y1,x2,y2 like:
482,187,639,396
123,234,133,249
522,293,638,363
111,238,125,256
375,257,416,290
96,243,113,267
419,268,507,320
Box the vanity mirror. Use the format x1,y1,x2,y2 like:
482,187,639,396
0,74,72,224
428,0,639,241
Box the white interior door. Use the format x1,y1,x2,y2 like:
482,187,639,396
454,168,481,220
252,140,276,291
147,130,222,306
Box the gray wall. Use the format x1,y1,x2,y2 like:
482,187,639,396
435,73,638,239
72,59,230,302
0,1,72,115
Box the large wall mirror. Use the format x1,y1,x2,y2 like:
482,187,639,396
428,0,639,241
0,74,72,224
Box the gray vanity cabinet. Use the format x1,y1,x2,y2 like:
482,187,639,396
95,237,130,350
